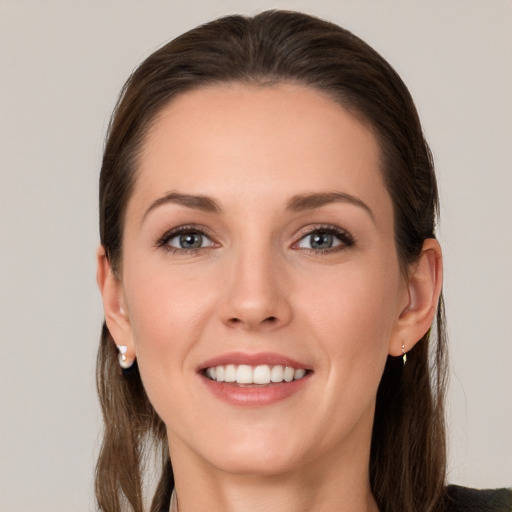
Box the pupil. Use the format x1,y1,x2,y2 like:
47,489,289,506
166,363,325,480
311,232,332,249
180,233,202,248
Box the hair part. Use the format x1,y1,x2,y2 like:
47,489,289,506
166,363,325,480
97,10,448,511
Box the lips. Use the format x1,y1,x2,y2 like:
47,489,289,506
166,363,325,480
198,352,312,406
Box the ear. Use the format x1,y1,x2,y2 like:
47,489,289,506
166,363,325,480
96,245,135,360
389,238,443,356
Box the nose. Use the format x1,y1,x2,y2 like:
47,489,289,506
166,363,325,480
219,244,293,331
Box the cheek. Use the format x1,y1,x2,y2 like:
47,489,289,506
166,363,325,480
123,263,216,363
307,262,398,326
296,260,401,370
121,265,217,423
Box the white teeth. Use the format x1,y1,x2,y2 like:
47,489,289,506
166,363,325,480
224,364,236,382
236,365,253,384
294,368,306,380
205,364,308,384
253,365,271,384
283,366,295,382
270,365,284,382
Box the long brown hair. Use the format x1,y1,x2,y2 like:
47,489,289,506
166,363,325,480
97,10,448,512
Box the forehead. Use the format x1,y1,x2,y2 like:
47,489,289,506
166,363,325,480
130,83,388,219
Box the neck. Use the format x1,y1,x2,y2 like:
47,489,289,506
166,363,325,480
174,474,378,512
168,429,379,512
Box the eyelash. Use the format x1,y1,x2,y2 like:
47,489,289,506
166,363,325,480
155,224,355,255
156,224,216,255
293,225,355,254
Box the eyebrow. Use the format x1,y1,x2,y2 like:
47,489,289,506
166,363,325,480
143,190,374,221
143,192,221,221
286,192,374,221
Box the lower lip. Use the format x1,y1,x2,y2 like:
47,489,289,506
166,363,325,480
200,373,312,407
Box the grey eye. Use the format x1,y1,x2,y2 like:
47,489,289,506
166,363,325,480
298,231,341,250
180,233,202,249
310,232,334,249
168,232,213,249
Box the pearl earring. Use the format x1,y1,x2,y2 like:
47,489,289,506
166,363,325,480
116,345,135,369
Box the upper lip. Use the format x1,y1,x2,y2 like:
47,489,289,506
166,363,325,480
198,352,311,371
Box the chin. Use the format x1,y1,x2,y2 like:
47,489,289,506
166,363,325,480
177,424,313,478
204,445,307,478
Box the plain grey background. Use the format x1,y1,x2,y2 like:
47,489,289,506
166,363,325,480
0,1,511,510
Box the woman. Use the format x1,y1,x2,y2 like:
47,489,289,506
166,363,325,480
95,10,511,512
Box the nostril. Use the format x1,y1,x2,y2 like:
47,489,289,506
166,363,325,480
227,315,278,327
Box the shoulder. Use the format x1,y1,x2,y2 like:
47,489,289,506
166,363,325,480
444,485,512,512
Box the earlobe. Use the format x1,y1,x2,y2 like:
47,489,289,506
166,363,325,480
389,238,443,357
96,245,135,360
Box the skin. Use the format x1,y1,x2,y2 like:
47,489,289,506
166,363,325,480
98,83,442,512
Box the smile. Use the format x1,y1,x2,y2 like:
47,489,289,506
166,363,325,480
205,364,307,385
198,352,312,405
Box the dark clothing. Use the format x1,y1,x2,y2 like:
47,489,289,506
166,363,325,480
444,485,512,511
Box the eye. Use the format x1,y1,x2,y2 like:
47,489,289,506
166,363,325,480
295,227,354,252
157,225,216,253
168,232,212,249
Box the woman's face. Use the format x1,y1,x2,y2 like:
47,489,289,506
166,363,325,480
115,83,410,476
